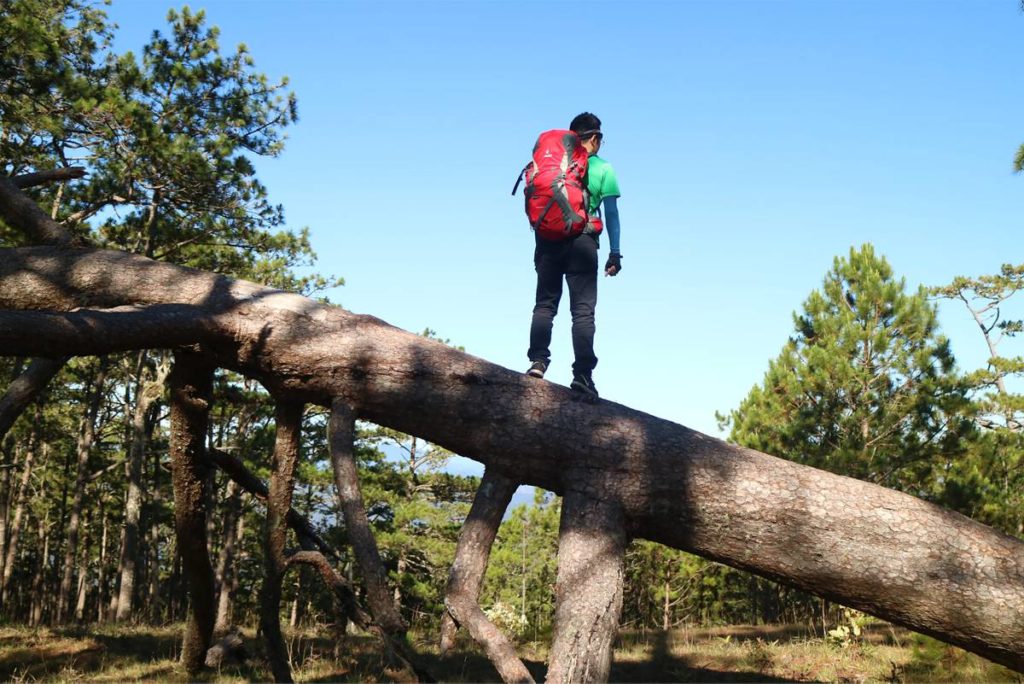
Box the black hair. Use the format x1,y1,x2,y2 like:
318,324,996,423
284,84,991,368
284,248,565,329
570,112,602,137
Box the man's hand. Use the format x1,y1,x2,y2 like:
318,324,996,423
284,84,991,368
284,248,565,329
604,253,622,277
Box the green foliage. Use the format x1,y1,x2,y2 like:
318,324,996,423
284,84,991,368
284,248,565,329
0,0,113,172
483,601,530,639
0,1,340,293
930,264,1024,431
826,608,868,647
720,244,972,492
482,490,561,638
930,264,1024,534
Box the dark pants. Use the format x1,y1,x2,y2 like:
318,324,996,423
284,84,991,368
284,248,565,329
528,233,598,374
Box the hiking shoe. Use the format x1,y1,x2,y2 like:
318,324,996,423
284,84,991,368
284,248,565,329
527,360,548,379
570,372,599,398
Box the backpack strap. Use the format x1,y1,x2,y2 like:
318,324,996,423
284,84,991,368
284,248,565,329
511,162,531,196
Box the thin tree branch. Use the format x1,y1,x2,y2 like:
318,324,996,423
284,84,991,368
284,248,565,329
288,550,427,681
207,447,337,560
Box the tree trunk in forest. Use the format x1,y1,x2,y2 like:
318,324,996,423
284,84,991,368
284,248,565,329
261,401,303,684
74,512,92,621
167,543,182,623
663,578,671,632
96,498,109,623
168,351,217,674
289,484,316,629
145,443,166,622
440,469,532,683
213,479,242,635
56,358,107,623
0,447,12,587
29,513,49,626
546,491,626,684
1,414,38,608
289,573,303,628
114,352,169,621
4,242,1024,671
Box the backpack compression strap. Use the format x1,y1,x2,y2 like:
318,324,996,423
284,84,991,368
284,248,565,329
511,163,531,196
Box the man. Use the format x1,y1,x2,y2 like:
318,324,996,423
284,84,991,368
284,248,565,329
526,112,622,398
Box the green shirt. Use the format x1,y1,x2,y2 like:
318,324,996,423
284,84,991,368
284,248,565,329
586,154,621,213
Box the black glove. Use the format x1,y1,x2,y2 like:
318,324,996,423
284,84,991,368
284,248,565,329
604,253,622,276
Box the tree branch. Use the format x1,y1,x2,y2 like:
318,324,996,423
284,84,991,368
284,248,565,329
0,306,219,357
11,167,86,190
329,398,407,635
287,550,424,681
440,469,532,683
0,175,77,246
0,357,66,442
207,447,337,560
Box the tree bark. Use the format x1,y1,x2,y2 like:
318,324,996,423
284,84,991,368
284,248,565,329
328,398,406,635
546,490,626,684
440,469,532,683
168,351,216,675
3,245,1024,671
261,401,303,684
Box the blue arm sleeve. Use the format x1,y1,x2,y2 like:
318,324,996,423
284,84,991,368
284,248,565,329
603,196,621,254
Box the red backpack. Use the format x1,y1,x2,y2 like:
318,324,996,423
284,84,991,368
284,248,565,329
512,129,589,241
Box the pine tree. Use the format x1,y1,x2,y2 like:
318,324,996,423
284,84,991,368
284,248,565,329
931,264,1024,534
721,244,972,493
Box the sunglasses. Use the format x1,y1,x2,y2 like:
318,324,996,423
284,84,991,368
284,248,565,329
579,129,603,143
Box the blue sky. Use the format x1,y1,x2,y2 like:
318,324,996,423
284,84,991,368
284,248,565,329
106,1,1022,480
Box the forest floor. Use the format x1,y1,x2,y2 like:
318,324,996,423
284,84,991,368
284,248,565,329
0,622,1018,682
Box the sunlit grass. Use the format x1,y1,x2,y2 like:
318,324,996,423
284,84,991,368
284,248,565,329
0,622,1017,682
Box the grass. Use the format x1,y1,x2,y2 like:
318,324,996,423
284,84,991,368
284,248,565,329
0,622,1018,682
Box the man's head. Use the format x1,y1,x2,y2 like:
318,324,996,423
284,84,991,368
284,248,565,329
570,112,603,154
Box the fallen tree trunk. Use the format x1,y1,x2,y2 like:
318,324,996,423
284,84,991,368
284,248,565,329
1,245,1024,672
